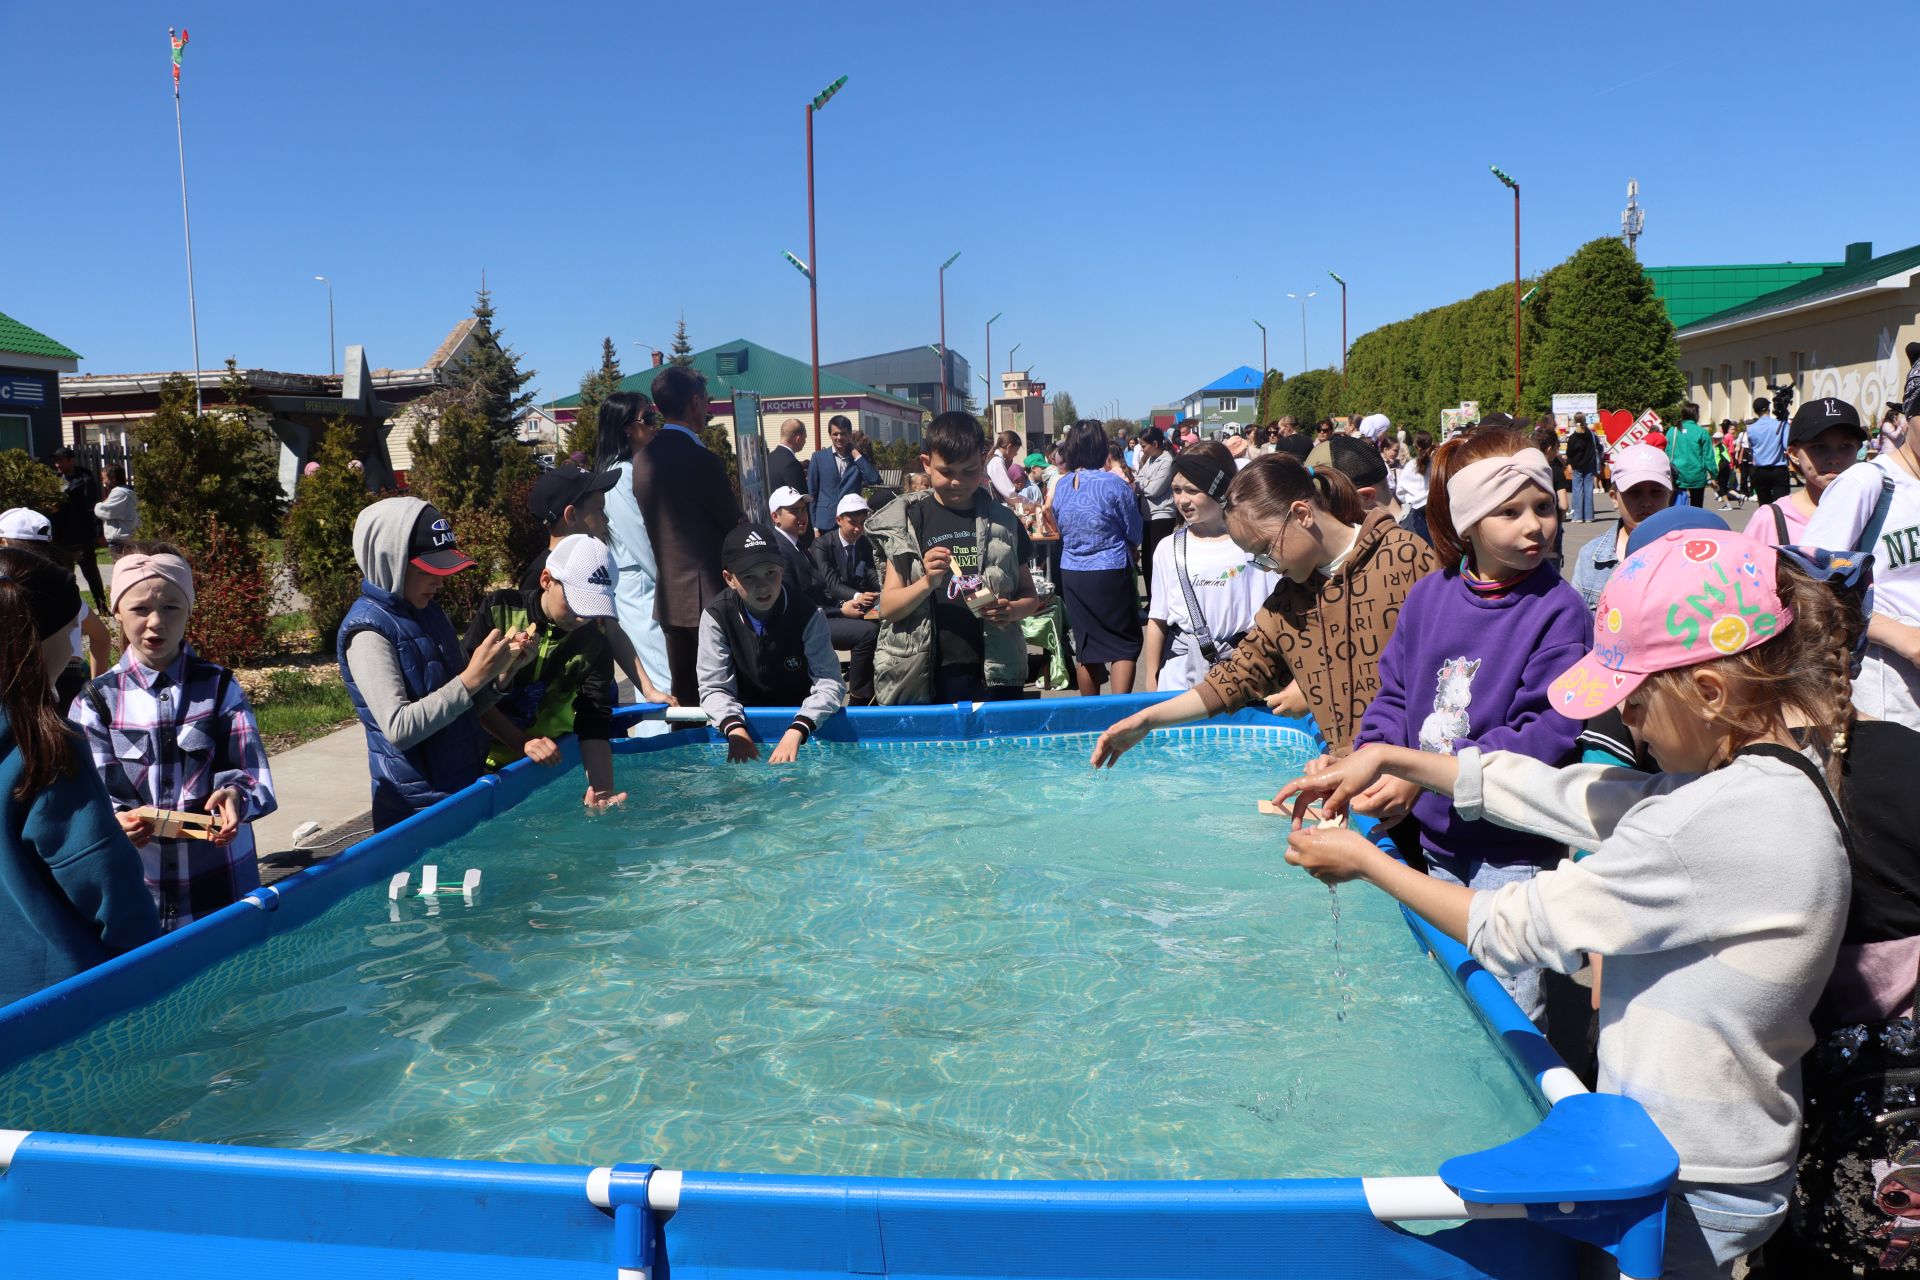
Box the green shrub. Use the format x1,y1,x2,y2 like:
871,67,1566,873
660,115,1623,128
283,420,378,650
0,450,63,514
132,364,286,553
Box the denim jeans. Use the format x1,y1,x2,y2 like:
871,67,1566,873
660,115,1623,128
1572,469,1595,522
1424,854,1546,1025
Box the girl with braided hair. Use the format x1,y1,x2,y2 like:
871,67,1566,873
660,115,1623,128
0,547,158,1006
1276,530,1863,1277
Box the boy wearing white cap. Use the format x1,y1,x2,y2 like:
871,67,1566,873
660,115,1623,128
0,507,112,707
464,533,629,810
768,486,880,703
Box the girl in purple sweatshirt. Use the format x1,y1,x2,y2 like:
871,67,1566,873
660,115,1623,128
1351,427,1589,1021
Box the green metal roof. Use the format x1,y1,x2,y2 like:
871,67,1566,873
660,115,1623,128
551,339,921,413
0,310,80,361
1646,263,1836,329
1674,241,1920,334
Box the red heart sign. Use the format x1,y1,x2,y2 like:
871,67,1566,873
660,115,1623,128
1597,409,1635,444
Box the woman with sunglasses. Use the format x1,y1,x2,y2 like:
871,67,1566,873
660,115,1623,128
1092,453,1439,765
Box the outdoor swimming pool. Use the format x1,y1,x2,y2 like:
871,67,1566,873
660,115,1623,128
0,731,1538,1179
0,698,1677,1279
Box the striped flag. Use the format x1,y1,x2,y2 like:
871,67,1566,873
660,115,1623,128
170,27,188,89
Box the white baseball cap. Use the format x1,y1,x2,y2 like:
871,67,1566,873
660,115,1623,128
835,493,870,517
545,534,617,619
0,508,51,542
1610,443,1673,493
768,486,808,512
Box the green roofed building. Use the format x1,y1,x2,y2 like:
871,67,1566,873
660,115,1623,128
1646,261,1838,330
550,338,925,456
1668,240,1920,425
0,309,81,455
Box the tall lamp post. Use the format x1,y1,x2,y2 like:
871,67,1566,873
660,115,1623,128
1286,290,1316,373
936,250,961,413
313,275,335,375
1252,319,1267,378
984,310,1001,416
1327,270,1347,383
804,75,848,450
1491,164,1521,413
1007,341,1021,373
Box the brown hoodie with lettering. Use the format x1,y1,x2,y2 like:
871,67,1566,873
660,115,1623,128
1195,508,1439,754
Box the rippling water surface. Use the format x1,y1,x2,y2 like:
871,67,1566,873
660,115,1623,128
0,731,1541,1178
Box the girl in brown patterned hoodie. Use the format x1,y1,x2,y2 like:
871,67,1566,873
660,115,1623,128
1092,454,1439,764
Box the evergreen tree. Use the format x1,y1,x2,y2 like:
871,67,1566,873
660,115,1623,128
283,418,378,647
1049,391,1078,430
445,285,536,446
408,395,501,515
567,336,624,459
1255,369,1286,423
1527,237,1684,416
669,314,695,367
132,361,286,551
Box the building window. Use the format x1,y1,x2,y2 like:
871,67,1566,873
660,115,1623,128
1218,397,1238,412
0,415,26,452
1765,356,1778,385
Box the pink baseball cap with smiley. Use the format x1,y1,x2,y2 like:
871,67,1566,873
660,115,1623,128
1548,529,1793,718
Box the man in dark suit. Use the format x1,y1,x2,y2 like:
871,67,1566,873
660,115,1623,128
805,414,881,533
631,365,745,705
768,485,879,705
767,418,807,495
811,492,881,611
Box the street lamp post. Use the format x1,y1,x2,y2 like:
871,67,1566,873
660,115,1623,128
629,340,667,366
1007,342,1021,373
1286,290,1316,373
1327,270,1348,383
936,250,961,414
313,275,334,375
1491,165,1521,414
805,75,847,450
1252,319,1267,380
984,311,1001,418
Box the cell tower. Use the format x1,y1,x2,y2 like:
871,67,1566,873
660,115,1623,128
1621,179,1646,256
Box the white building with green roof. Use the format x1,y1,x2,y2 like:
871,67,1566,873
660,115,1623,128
550,338,926,456
0,309,80,455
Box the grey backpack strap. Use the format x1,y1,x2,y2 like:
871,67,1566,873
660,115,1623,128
1173,528,1220,664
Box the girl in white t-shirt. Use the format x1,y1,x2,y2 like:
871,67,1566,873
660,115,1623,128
1139,444,1279,691
1806,417,1920,730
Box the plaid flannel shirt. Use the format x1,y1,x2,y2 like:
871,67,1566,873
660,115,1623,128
69,646,276,931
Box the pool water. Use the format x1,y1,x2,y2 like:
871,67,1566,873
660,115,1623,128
0,730,1540,1179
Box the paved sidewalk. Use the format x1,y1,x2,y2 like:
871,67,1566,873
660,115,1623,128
253,722,373,885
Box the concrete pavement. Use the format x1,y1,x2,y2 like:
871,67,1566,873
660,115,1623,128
253,723,374,885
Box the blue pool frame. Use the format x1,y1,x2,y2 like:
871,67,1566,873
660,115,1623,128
0,695,1677,1278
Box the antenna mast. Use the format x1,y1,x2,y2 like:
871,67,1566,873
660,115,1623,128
1621,179,1645,256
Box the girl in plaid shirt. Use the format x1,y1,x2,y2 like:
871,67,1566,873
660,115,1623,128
70,546,276,931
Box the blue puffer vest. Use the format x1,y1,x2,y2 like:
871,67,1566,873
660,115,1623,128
337,581,484,830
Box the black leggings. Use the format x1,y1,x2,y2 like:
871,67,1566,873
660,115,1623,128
61,542,106,611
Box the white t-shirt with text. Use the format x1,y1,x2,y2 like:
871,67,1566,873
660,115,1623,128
1146,531,1279,691
1805,453,1920,728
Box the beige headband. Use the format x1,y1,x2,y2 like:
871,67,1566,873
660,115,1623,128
111,553,196,612
1446,448,1554,534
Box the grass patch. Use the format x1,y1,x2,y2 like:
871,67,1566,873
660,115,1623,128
251,668,356,752
266,608,314,646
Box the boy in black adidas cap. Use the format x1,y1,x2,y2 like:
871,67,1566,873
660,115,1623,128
699,524,846,764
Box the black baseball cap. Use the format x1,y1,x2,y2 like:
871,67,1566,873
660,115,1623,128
529,465,620,526
409,503,475,576
1271,433,1312,461
722,523,785,576
1787,396,1866,447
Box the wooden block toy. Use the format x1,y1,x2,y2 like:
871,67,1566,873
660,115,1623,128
134,806,219,840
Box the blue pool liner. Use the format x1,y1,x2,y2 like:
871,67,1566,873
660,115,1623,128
0,694,1676,1278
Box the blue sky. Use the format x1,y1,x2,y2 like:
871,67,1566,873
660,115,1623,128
5,0,1904,416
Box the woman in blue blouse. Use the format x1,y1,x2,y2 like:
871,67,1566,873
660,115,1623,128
1051,419,1143,694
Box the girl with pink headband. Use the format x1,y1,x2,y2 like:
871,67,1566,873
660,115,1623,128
69,542,277,931
1341,425,1591,1026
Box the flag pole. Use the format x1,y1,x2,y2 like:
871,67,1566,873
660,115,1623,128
170,27,203,414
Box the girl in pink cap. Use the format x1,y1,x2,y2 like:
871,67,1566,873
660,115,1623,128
1275,529,1856,1277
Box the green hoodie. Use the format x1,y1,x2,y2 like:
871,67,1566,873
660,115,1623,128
1667,419,1716,489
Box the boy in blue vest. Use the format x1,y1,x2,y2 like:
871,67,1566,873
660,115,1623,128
699,523,846,764
339,498,527,831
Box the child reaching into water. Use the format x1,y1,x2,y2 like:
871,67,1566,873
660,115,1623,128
71,545,277,930
1276,529,1854,1278
1346,426,1590,1021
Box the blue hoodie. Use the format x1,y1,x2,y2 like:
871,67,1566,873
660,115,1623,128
0,710,160,1008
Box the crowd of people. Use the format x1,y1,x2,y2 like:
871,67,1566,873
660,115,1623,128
3,344,1920,1277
